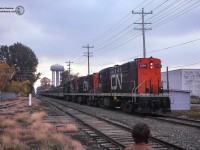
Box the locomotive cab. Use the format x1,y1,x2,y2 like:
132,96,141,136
136,57,162,94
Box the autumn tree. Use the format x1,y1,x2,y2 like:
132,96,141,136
61,70,79,84
40,77,52,90
0,60,15,91
0,43,41,93
5,80,30,96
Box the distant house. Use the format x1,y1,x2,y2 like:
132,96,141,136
162,69,200,96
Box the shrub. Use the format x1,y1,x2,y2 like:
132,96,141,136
1,119,17,128
29,112,47,122
57,124,78,133
15,112,29,124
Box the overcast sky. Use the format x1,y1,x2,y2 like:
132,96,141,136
0,0,200,88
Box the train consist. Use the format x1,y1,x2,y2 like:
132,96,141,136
39,57,170,114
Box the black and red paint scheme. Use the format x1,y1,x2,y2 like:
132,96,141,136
39,57,170,114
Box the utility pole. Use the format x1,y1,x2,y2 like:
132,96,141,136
132,8,152,58
167,66,169,93
66,61,73,81
83,44,94,75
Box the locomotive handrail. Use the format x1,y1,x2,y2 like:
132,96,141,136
90,89,94,93
132,80,146,103
162,81,174,104
131,81,136,103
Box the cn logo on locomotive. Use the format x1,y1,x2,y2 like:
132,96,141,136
111,73,122,90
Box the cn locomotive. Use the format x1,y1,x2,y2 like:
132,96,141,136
39,57,170,114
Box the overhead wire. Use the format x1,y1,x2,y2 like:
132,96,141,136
92,0,199,57
72,0,152,70
153,1,200,28
89,0,150,45
91,38,200,67
92,0,158,52
69,0,200,76
170,61,200,69
73,0,168,69
90,1,172,55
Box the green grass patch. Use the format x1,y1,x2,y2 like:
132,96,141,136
170,110,200,120
28,105,43,113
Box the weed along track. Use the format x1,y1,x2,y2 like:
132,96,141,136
0,97,86,149
43,97,185,150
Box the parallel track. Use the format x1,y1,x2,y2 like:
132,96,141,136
42,97,185,150
0,99,26,110
147,115,200,129
0,103,16,110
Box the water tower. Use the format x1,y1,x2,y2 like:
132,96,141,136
50,64,64,87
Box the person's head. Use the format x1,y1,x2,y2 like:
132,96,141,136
131,122,151,144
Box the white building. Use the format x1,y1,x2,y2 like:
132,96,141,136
162,69,200,96
166,90,190,110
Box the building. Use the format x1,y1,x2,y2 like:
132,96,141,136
162,69,200,96
165,89,190,110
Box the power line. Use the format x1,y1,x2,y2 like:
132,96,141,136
89,0,150,45
91,38,200,67
153,0,200,28
170,61,200,69
148,38,200,54
91,0,199,55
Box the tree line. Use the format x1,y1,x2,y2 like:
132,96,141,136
0,42,40,96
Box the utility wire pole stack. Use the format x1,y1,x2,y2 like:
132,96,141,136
83,44,94,75
132,8,153,58
66,61,73,81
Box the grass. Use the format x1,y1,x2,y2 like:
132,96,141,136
1,119,17,128
15,112,29,124
29,111,47,122
28,105,43,113
57,124,78,133
0,97,85,150
169,110,200,119
190,96,200,104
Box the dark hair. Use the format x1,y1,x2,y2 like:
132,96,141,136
131,122,151,144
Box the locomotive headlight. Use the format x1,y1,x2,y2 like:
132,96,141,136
150,62,153,69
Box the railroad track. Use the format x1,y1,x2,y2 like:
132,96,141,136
0,103,16,110
148,115,200,129
0,99,27,110
42,97,185,150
